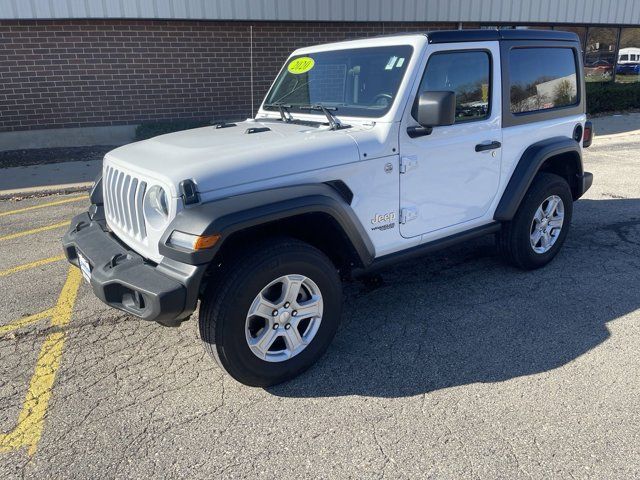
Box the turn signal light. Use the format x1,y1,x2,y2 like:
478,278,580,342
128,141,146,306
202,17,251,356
194,234,221,250
168,231,221,251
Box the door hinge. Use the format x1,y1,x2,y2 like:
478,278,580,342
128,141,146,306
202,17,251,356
399,155,418,174
400,207,418,224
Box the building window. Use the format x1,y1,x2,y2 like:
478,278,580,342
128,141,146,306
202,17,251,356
509,48,578,114
414,51,491,123
616,28,640,83
514,25,553,30
555,26,587,51
585,27,618,82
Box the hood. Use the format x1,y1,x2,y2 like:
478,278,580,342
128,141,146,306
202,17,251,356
105,120,365,197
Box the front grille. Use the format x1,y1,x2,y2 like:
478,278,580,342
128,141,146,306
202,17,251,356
104,165,147,241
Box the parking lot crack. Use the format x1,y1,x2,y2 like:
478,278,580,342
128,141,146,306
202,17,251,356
371,416,397,479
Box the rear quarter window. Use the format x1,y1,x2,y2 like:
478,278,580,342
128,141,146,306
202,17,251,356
509,48,578,114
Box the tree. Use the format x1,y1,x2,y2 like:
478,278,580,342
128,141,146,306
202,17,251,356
552,79,575,106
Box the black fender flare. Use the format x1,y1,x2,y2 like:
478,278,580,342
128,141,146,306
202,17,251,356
159,184,375,266
493,137,583,222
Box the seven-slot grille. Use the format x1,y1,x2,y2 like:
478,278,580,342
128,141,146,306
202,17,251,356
104,165,147,241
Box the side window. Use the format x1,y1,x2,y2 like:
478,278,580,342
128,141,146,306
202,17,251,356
509,48,578,114
414,50,491,123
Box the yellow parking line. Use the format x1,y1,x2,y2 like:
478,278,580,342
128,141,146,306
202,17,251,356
0,221,70,242
0,255,66,278
0,195,88,218
0,308,56,336
0,267,82,456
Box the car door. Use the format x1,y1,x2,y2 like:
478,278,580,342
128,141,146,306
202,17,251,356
399,42,502,238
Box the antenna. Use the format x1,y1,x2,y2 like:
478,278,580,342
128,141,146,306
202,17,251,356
250,25,255,117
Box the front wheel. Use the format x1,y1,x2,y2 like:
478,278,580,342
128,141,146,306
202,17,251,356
199,238,342,387
498,173,573,270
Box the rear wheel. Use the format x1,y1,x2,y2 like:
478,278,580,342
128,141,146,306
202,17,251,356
199,238,342,387
498,173,573,270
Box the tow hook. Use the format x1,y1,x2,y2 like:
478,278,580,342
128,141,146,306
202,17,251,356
107,253,126,269
72,221,88,233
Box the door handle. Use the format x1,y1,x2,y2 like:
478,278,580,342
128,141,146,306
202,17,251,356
475,141,501,152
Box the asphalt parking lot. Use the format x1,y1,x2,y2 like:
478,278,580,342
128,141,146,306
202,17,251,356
1,135,639,479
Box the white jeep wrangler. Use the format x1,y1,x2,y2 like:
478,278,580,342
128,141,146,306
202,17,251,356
64,29,593,386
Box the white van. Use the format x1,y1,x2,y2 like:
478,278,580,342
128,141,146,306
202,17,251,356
617,47,640,75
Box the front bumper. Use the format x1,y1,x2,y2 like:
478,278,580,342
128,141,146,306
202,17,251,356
62,210,205,326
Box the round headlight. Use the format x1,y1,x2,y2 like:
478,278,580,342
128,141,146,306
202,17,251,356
144,185,169,229
147,185,168,217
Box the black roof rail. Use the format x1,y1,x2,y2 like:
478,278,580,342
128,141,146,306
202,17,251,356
310,29,580,49
425,29,579,44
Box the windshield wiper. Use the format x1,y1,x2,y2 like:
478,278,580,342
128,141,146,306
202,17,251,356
299,104,344,130
263,103,294,123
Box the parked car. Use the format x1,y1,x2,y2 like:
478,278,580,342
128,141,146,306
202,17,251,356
585,59,613,79
63,29,593,386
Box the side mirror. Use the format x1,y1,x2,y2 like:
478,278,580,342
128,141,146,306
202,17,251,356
408,91,456,138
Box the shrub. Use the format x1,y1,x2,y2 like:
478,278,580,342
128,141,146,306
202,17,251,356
134,119,212,141
586,82,640,115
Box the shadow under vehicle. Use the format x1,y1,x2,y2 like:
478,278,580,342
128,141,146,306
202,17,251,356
270,198,640,398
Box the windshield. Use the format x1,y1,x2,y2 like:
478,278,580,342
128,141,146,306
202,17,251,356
263,45,413,118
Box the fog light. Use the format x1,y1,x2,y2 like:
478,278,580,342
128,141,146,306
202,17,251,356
168,231,221,251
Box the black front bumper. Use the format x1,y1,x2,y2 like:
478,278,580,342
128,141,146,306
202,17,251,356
62,211,205,326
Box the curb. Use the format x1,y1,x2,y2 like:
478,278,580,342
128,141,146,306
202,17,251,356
0,182,92,200
593,130,640,140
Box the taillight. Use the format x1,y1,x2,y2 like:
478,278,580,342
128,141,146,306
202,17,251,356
583,121,593,148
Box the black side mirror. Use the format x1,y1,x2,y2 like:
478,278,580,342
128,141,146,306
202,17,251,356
408,91,456,138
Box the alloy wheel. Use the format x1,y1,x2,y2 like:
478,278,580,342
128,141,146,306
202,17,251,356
529,195,565,254
245,274,323,362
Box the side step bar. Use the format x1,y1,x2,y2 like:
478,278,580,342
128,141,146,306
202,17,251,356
354,222,501,277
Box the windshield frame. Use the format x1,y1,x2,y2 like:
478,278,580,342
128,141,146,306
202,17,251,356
261,45,415,120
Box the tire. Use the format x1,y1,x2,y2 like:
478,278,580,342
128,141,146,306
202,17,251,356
498,172,573,270
199,237,342,387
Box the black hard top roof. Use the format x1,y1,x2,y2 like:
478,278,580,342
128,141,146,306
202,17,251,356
425,29,579,44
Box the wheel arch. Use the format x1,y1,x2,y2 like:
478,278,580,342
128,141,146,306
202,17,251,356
159,183,375,272
494,136,585,222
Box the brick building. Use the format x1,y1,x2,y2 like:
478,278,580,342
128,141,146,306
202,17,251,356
1,0,639,149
